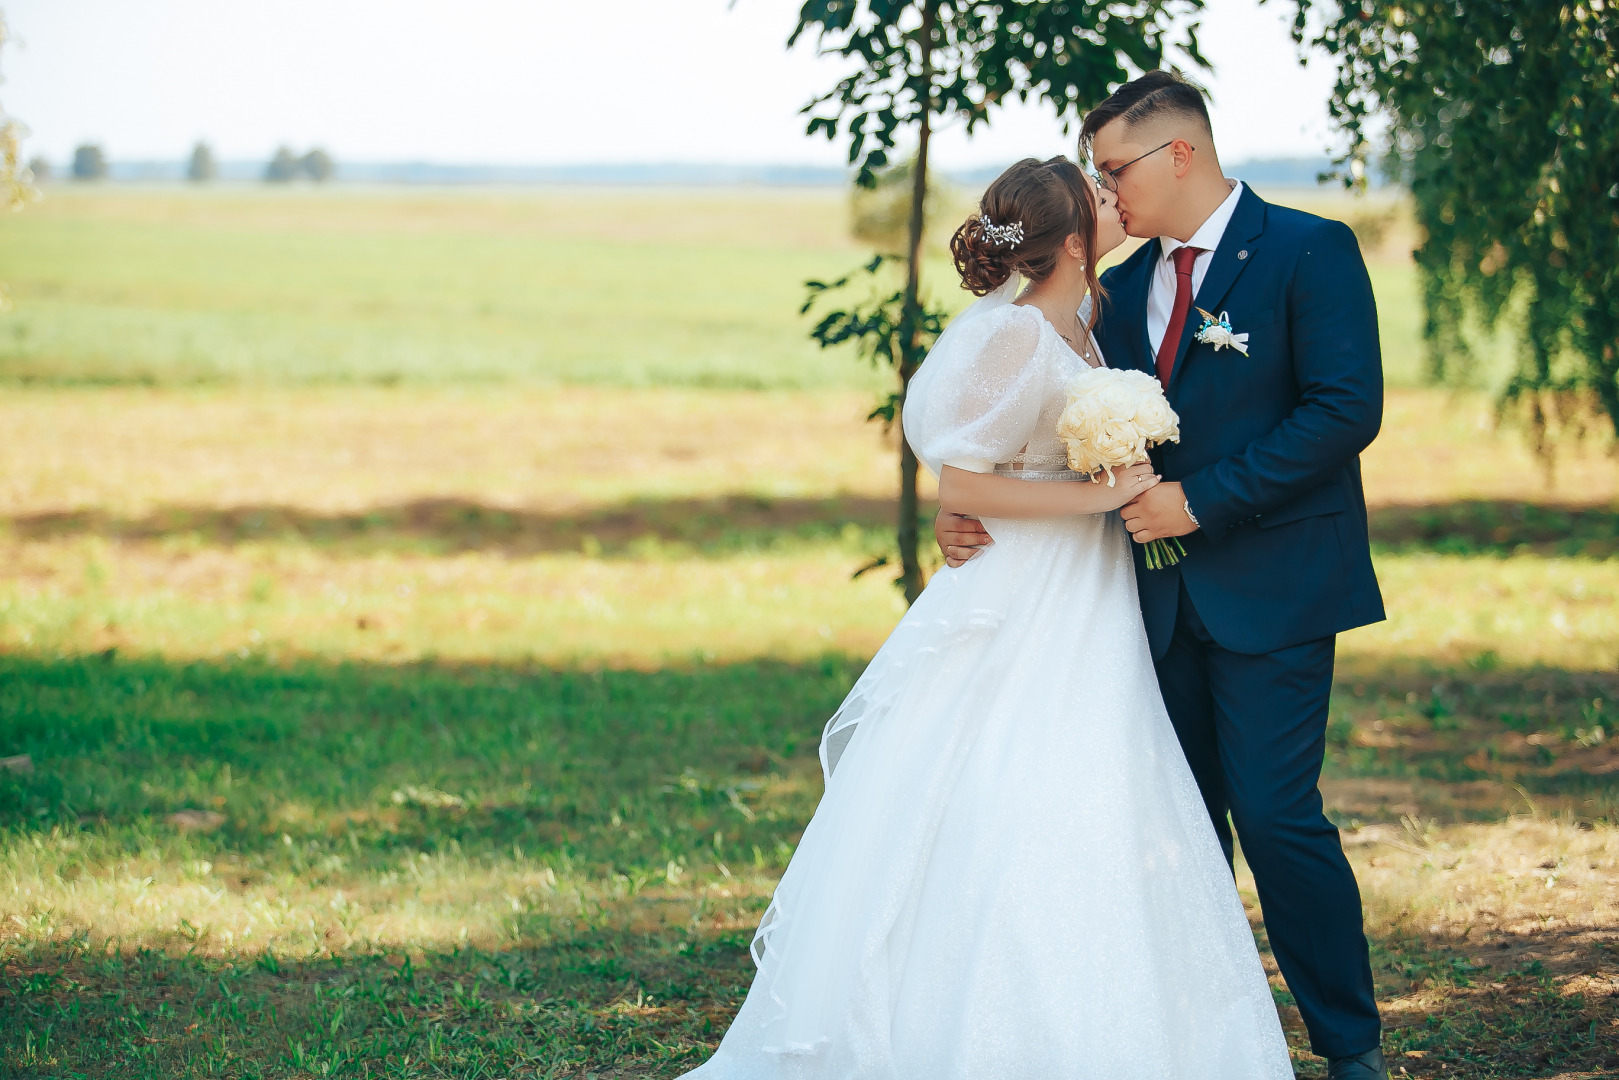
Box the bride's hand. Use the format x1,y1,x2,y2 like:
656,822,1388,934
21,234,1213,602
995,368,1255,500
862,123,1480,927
1098,462,1159,511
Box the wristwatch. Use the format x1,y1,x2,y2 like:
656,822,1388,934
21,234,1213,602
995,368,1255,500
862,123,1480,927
1183,500,1200,529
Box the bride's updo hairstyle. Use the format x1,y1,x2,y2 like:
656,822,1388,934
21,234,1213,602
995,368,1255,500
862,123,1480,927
950,156,1104,322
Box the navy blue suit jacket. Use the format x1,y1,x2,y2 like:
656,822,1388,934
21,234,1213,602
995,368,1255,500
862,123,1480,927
1094,186,1386,657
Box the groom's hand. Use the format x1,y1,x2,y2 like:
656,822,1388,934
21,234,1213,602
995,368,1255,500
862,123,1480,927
936,509,991,567
1121,481,1197,543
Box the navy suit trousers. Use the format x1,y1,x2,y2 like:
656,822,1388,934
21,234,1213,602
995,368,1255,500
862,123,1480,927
1156,582,1380,1058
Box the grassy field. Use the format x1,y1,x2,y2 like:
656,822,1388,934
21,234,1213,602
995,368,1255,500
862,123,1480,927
2,187,1617,1079
0,183,1496,391
0,186,889,390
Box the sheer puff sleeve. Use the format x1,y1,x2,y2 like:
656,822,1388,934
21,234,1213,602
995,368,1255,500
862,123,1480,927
902,304,1051,478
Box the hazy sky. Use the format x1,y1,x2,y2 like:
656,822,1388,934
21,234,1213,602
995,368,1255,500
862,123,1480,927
3,0,1344,168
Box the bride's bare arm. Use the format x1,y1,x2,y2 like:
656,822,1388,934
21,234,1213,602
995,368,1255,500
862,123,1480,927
938,463,1159,519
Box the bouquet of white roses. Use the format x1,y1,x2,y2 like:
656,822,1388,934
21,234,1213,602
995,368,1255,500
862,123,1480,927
1055,366,1186,569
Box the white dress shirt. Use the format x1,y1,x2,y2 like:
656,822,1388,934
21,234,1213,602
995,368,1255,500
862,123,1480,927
1147,180,1245,356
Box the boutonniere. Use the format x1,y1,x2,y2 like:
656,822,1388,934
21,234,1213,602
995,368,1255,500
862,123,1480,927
1193,308,1250,356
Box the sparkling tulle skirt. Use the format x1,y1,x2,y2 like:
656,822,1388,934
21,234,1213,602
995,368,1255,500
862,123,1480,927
682,512,1294,1079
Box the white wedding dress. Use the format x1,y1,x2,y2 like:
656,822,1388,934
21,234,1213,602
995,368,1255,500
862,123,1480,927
683,279,1294,1079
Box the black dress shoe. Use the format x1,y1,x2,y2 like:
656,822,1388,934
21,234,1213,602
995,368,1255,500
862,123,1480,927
1327,1047,1389,1080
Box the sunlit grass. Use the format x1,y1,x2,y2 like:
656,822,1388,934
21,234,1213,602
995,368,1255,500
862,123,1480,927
1346,554,1619,672
0,186,888,389
3,382,1616,673
6,383,1611,524
5,535,1619,676
0,185,1475,390
0,539,906,666
0,386,902,514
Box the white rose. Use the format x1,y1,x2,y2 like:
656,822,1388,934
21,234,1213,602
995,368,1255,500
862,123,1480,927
1099,420,1148,463
1134,393,1180,443
1056,397,1109,473
1092,378,1132,415
1063,366,1111,406
1057,367,1183,482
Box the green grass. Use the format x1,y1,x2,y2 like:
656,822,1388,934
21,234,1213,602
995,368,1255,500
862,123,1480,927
2,654,846,911
0,187,892,390
5,654,1618,1078
0,653,844,1078
0,185,1488,390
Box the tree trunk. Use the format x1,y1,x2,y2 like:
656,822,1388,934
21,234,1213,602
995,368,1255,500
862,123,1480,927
896,2,936,605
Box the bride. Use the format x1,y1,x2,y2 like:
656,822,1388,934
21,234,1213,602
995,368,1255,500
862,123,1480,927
682,157,1294,1078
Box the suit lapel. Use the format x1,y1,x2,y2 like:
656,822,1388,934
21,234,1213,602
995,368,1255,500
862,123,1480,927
1119,248,1157,375
1166,188,1268,400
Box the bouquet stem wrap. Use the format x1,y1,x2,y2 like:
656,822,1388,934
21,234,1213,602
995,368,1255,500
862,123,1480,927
1055,367,1186,569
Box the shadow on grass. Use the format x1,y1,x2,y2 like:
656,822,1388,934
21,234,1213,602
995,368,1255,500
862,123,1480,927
7,497,1619,558
1251,912,1619,1080
1321,664,1619,824
6,892,1616,1079
3,496,902,558
4,652,1619,1077
0,652,854,851
13,653,1613,851
1,653,845,1077
7,925,1616,1080
2,930,755,1079
1369,501,1619,559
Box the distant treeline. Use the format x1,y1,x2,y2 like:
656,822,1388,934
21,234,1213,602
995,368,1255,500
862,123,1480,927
35,143,336,184
31,150,1375,189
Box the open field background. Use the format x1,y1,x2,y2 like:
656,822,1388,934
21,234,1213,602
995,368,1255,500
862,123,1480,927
2,187,1618,1078
0,183,1497,391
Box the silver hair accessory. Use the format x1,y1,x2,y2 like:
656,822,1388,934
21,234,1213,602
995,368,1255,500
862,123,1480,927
980,216,1025,248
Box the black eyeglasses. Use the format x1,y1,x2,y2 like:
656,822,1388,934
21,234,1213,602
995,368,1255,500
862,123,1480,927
1091,140,1188,192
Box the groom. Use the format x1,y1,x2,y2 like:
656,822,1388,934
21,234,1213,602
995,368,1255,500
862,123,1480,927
936,71,1389,1079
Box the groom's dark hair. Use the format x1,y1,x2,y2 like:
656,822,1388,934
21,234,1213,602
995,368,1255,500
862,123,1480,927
1080,70,1213,153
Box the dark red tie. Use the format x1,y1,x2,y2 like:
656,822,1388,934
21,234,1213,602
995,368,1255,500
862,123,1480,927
1156,245,1204,390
